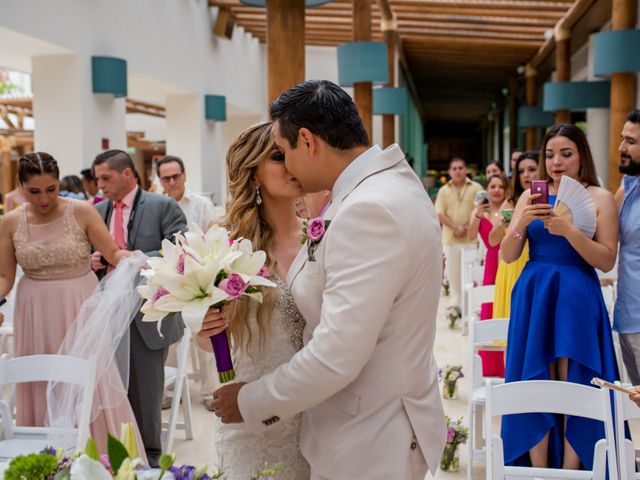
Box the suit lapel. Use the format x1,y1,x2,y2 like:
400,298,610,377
286,246,309,289
127,190,145,249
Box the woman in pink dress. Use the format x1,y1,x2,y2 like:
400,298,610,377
467,174,508,376
0,152,144,455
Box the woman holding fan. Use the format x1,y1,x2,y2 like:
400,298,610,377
500,124,620,471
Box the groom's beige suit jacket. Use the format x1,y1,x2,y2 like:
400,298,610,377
238,144,446,479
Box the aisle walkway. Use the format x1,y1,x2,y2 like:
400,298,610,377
169,291,478,478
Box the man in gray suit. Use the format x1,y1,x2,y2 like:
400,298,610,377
91,150,186,466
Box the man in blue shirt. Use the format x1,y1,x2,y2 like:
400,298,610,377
614,110,640,386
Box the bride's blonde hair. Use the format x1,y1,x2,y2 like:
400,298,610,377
221,122,278,353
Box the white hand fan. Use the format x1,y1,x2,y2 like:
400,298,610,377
553,175,597,238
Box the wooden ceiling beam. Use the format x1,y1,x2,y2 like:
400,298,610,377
389,0,573,11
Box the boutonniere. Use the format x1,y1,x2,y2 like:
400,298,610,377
301,216,331,262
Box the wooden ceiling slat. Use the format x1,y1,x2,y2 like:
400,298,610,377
209,0,578,125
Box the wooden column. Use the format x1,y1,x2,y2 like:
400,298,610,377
554,25,571,124
267,0,305,103
0,137,12,202
382,25,396,148
525,64,538,151
508,76,519,154
607,0,637,191
353,0,373,142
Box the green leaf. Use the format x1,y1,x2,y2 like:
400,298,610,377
107,433,129,474
54,468,71,480
85,437,100,461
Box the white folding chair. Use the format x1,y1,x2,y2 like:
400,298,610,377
614,386,640,480
162,328,194,452
0,354,96,457
467,315,508,480
486,380,618,480
461,247,480,321
463,266,486,335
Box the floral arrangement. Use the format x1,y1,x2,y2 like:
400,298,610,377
439,364,464,400
440,416,468,472
441,278,450,297
301,216,330,261
445,305,461,329
0,424,283,480
137,224,276,383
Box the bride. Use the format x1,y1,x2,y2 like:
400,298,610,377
195,122,310,479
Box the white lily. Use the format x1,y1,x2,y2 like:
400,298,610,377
70,454,112,480
150,255,229,332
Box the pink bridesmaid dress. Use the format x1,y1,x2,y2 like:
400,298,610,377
12,201,145,456
478,217,504,377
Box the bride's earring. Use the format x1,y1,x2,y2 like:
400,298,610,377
255,186,263,205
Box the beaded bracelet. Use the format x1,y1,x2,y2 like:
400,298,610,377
511,227,525,240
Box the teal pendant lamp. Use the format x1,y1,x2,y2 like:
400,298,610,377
594,30,640,76
373,87,408,115
337,42,389,87
205,95,227,121
518,106,554,128
92,56,127,97
542,81,611,111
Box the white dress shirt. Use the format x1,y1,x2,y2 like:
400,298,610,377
177,189,219,231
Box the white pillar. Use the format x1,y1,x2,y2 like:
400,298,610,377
32,54,126,176
166,94,221,201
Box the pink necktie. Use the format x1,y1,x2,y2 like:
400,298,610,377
114,201,126,249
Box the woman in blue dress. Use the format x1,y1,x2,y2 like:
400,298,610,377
500,124,620,470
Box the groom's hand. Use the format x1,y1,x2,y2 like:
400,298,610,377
212,382,246,423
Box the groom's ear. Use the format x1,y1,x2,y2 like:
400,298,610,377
299,128,316,155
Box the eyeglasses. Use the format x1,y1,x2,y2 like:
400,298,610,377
160,173,183,183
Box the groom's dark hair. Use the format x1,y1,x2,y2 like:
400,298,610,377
269,80,370,150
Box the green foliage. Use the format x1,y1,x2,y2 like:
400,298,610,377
251,462,284,479
4,453,58,480
107,433,129,474
85,437,100,461
0,81,21,95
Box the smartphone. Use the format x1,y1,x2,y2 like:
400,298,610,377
474,191,490,206
530,180,549,205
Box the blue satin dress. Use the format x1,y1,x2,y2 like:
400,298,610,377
501,195,620,470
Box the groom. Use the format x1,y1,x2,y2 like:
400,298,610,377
213,80,446,479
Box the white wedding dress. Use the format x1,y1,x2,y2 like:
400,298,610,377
214,277,310,479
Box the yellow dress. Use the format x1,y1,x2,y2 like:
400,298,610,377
492,242,529,318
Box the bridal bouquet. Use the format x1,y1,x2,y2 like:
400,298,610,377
137,224,276,383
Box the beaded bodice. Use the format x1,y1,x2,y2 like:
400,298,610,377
13,202,91,280
230,277,306,381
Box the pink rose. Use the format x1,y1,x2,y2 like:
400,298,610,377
152,287,169,304
176,254,185,274
258,265,270,278
307,217,325,242
219,273,248,300
447,427,455,443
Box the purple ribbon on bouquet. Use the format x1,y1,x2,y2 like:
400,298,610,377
209,332,235,383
